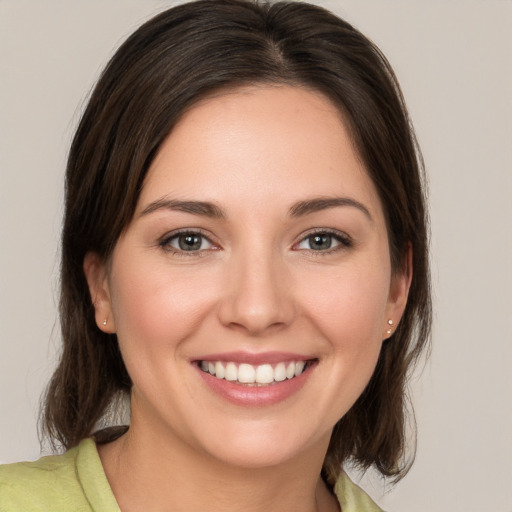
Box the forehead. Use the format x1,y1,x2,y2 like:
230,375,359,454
139,85,383,220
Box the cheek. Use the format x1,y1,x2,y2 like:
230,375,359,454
300,261,390,355
108,257,218,355
286,262,391,429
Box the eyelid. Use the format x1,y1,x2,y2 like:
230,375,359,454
159,228,220,255
292,228,353,252
157,227,352,255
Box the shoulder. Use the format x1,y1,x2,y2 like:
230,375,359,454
334,471,386,512
0,439,119,512
0,444,84,511
0,443,87,511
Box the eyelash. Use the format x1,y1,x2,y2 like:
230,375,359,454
158,228,352,256
159,229,218,257
292,229,352,254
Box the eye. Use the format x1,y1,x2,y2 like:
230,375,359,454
295,231,351,252
161,231,215,253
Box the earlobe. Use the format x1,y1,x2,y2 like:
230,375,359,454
385,243,413,338
83,252,116,333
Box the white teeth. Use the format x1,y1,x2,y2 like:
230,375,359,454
238,363,255,383
274,362,287,382
225,362,238,381
255,364,274,384
215,361,225,379
199,360,310,385
294,361,305,377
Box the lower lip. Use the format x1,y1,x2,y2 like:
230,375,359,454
195,364,314,407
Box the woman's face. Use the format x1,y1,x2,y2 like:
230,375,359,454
87,85,410,468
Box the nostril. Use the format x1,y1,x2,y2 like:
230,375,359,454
218,300,294,335
216,258,296,334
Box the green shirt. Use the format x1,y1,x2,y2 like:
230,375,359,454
0,439,384,511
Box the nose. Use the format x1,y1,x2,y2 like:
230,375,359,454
217,248,296,336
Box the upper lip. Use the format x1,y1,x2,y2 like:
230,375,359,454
193,351,314,366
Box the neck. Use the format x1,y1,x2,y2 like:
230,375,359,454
98,414,339,512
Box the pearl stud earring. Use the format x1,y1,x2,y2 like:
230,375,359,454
386,319,393,335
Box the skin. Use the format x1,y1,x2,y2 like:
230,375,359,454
85,85,411,512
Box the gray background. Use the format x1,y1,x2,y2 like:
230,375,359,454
1,1,511,510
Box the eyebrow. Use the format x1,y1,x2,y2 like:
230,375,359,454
140,198,226,219
139,196,372,221
289,197,372,221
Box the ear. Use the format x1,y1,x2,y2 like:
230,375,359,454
384,243,413,339
83,252,116,333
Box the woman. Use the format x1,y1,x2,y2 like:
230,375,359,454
0,1,431,510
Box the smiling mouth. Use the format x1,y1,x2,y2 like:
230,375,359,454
197,360,315,386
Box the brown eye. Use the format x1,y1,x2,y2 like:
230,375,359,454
178,234,203,251
162,231,214,252
295,230,351,252
308,234,333,250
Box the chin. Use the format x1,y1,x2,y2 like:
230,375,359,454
195,420,328,470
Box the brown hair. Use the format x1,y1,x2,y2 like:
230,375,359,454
42,0,431,485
